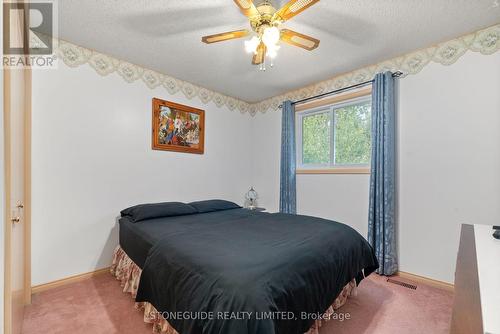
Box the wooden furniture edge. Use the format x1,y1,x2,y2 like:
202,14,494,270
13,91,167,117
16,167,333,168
31,267,111,295
395,271,454,292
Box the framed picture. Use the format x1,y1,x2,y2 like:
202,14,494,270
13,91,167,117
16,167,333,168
152,98,205,154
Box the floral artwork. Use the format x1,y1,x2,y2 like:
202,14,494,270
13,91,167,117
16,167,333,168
152,98,204,154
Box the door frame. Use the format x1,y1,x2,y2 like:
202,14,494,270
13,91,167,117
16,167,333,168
3,60,32,334
3,0,33,332
23,64,32,305
3,66,14,334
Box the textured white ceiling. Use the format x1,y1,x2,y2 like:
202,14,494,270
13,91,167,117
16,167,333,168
57,0,500,102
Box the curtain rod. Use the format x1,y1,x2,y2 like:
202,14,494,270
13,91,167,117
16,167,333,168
278,71,403,109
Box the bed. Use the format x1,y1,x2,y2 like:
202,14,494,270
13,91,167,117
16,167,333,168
112,200,378,334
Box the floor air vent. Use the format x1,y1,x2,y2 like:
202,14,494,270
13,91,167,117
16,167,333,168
386,278,417,290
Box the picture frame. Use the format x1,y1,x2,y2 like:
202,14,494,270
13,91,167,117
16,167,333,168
152,98,205,154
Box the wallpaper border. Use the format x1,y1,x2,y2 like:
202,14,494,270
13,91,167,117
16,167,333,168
56,24,499,116
252,23,499,114
56,40,252,114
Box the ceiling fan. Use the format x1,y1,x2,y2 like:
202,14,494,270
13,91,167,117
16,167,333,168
202,0,320,70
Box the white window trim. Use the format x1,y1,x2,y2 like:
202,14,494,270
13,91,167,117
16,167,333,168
296,95,372,173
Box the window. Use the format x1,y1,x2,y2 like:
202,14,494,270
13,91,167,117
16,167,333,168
296,95,371,173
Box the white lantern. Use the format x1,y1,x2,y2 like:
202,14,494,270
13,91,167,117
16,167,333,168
245,187,258,209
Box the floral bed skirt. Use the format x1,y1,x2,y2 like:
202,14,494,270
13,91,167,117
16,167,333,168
110,245,356,334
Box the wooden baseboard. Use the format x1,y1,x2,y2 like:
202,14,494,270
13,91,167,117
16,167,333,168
31,267,453,296
395,271,454,292
31,267,110,295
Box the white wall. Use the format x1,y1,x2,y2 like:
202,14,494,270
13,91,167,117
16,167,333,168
31,64,253,286
32,50,500,286
250,110,281,212
251,51,500,283
397,52,500,283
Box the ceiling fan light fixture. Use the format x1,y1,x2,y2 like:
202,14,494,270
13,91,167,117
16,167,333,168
262,26,280,48
266,43,280,59
202,0,320,68
245,36,260,54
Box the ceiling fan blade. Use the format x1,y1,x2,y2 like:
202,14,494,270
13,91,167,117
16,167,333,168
233,0,260,19
201,29,249,44
273,0,320,22
252,42,266,65
280,29,320,51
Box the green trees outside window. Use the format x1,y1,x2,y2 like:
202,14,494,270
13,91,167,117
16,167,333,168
302,112,330,164
300,99,371,167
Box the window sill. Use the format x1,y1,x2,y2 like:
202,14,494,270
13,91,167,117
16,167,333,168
296,167,370,175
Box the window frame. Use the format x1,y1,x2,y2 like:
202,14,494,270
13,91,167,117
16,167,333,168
296,94,372,174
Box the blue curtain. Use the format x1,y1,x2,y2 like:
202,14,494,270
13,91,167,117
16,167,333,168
368,72,397,275
279,100,297,214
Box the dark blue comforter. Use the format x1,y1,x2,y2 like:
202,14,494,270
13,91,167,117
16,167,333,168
134,210,378,334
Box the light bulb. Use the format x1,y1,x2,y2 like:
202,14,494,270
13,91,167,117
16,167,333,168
266,43,280,59
244,36,260,54
262,26,280,48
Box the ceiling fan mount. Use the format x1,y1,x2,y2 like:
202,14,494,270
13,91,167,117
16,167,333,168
202,0,320,69
249,1,276,32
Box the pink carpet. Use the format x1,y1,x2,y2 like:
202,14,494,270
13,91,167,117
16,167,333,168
22,273,453,334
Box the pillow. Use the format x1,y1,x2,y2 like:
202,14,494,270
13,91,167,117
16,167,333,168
188,199,241,213
120,202,197,223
